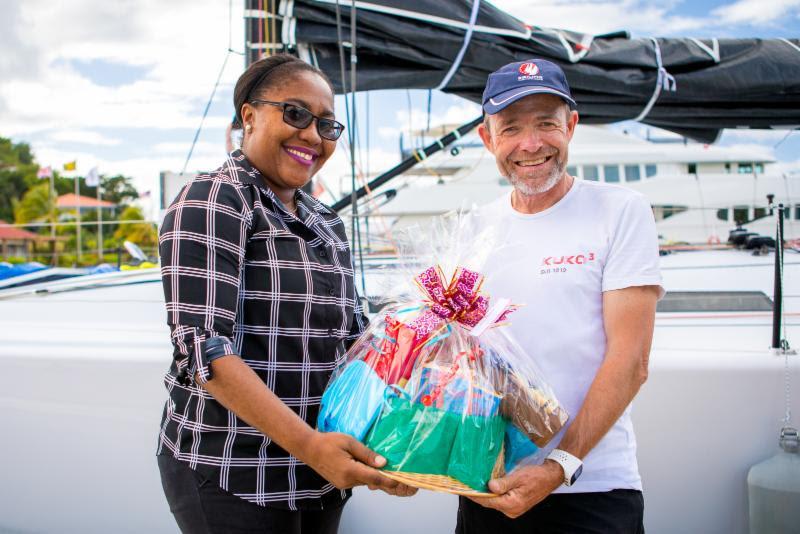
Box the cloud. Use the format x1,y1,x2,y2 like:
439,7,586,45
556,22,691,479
378,101,482,140
719,128,798,144
715,142,777,161
152,141,226,156
1,0,242,136
0,2,40,82
712,0,800,26
49,130,122,146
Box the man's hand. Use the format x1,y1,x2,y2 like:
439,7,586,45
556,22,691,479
468,461,563,519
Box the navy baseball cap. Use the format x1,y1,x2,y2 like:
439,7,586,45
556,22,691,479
482,59,576,115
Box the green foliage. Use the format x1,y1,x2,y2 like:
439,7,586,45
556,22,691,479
13,182,55,225
0,137,39,222
113,205,158,249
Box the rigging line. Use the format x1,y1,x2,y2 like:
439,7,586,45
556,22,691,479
264,0,272,56
271,0,277,54
258,0,263,57
349,0,367,296
434,0,480,90
335,0,366,293
406,90,414,150
426,90,432,134
775,129,796,148
228,0,233,51
182,50,232,174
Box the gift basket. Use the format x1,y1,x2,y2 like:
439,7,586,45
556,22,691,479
318,212,568,496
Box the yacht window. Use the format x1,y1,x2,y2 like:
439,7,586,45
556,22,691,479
645,164,657,178
624,165,641,182
583,165,599,181
661,205,689,220
567,165,578,177
753,207,767,220
716,208,729,222
687,163,697,174
784,206,791,219
756,163,764,174
603,165,620,183
738,163,753,174
795,204,800,220
725,163,731,173
657,291,772,313
733,205,749,224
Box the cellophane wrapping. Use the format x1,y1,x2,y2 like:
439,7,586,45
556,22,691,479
317,211,568,495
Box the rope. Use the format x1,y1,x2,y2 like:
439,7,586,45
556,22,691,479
781,38,800,54
689,38,720,63
182,51,231,174
271,0,277,54
774,129,796,148
633,37,677,122
258,0,263,57
435,0,480,90
334,0,367,294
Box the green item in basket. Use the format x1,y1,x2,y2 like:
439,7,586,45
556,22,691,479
447,411,505,490
365,394,505,491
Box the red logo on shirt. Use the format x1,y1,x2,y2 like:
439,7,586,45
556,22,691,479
541,253,596,266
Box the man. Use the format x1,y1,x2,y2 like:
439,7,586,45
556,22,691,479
457,59,663,533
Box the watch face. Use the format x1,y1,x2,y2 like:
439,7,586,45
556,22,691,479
569,464,583,486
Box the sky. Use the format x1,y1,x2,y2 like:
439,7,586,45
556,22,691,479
1,0,799,217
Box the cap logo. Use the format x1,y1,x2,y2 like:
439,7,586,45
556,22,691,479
519,63,539,76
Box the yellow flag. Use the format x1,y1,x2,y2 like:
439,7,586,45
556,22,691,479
63,160,77,171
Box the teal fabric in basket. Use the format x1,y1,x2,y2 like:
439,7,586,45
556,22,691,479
318,360,388,440
365,394,505,492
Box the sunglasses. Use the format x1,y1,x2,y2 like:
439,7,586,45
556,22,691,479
248,100,345,141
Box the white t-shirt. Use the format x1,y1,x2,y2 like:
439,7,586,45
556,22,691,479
478,179,663,493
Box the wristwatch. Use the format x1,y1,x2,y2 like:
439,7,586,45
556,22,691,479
546,449,583,487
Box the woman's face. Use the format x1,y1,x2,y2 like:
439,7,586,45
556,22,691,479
241,70,337,196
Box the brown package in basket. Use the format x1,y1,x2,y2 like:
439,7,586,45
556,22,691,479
499,369,568,447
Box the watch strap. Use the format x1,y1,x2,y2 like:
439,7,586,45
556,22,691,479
546,449,583,486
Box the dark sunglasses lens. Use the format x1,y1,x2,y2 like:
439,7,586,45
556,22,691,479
283,105,313,129
318,119,344,140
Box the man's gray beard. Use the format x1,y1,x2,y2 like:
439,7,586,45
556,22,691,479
507,158,565,196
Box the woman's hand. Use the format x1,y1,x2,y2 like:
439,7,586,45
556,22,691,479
198,357,416,496
302,432,417,497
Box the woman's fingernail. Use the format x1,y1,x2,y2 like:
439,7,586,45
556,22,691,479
375,455,386,466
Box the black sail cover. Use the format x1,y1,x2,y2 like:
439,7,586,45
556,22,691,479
269,0,800,142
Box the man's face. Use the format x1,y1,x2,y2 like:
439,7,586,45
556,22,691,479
478,94,578,196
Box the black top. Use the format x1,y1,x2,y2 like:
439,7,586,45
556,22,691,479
157,150,368,510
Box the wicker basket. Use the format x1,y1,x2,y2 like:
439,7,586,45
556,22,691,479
377,445,505,497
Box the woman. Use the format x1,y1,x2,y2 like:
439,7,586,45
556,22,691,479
157,54,414,534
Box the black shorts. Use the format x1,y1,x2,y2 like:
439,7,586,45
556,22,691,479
157,455,345,534
455,489,644,534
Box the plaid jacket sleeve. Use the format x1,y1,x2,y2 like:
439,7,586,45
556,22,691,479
159,177,253,384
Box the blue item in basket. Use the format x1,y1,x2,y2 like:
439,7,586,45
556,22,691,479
504,422,540,473
318,360,388,440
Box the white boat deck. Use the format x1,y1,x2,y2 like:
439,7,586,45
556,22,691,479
0,250,797,533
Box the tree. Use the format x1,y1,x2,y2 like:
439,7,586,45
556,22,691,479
0,137,39,222
83,174,139,207
113,205,158,250
13,182,54,224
